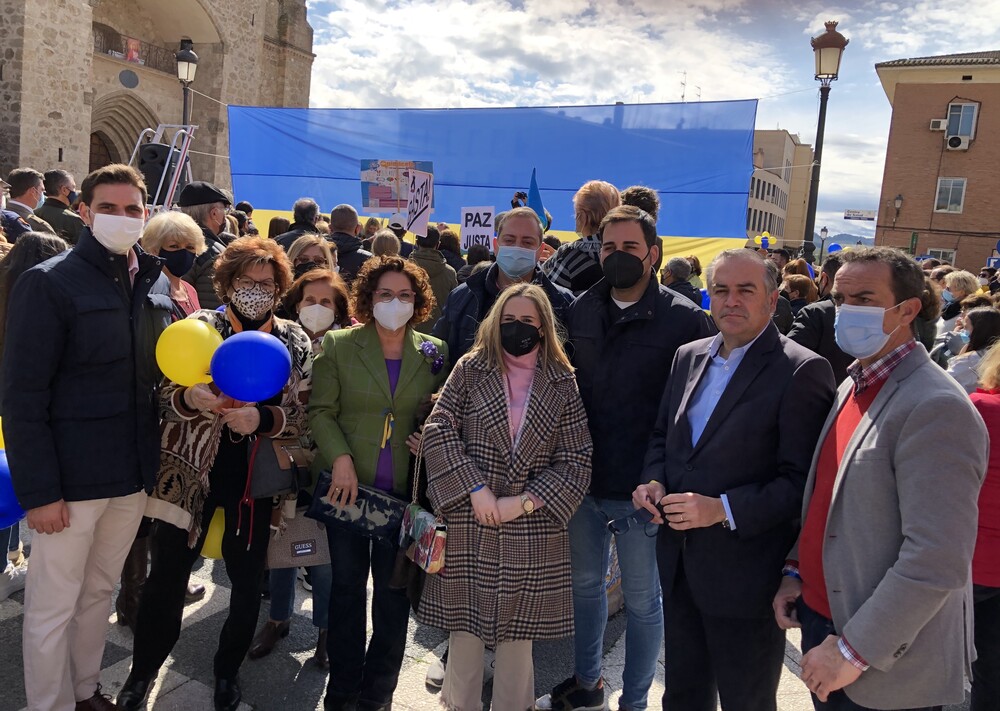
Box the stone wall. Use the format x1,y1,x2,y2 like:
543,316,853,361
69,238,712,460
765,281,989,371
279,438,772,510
1,0,313,193
14,0,94,184
0,0,27,177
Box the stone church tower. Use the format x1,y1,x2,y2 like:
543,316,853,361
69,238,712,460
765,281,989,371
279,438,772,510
0,0,314,191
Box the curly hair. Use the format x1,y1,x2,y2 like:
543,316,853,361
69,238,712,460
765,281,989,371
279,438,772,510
352,255,435,327
212,236,294,303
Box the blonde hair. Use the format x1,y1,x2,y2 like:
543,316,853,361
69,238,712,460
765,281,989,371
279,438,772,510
140,211,206,255
573,180,621,236
944,270,980,298
468,283,573,375
371,228,401,256
288,234,335,267
978,341,1000,389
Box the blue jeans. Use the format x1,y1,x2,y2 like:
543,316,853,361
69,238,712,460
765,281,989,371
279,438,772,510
569,496,663,711
268,563,332,628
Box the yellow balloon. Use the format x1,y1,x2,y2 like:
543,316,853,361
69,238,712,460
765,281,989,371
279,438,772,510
0,417,5,450
156,319,223,387
201,507,225,559
753,235,763,245
761,231,770,239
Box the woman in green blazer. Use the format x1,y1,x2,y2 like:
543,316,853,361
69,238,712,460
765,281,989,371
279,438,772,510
309,255,448,711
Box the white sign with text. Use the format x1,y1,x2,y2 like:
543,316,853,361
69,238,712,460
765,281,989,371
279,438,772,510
460,206,495,252
405,170,434,237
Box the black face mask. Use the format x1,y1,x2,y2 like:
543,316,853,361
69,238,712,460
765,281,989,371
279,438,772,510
294,261,320,278
159,247,196,278
602,249,649,289
500,320,541,357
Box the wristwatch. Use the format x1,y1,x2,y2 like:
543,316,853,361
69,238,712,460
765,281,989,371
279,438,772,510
520,494,535,514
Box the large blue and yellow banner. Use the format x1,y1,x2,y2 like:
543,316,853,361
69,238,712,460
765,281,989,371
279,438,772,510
227,100,757,257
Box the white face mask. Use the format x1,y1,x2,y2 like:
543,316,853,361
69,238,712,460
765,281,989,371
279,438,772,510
979,277,990,286
372,299,414,331
91,213,144,255
299,303,337,334
834,302,903,360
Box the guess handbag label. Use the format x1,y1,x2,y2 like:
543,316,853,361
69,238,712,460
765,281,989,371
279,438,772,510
291,539,316,557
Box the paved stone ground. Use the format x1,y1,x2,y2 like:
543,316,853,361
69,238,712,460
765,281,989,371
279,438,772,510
0,553,972,711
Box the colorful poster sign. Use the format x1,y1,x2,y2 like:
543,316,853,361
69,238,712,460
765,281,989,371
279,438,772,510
360,159,434,211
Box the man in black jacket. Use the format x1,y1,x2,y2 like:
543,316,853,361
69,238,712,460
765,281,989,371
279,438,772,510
432,207,572,363
275,197,321,251
179,180,231,309
787,254,851,384
539,206,715,711
327,203,372,286
660,255,703,305
3,164,172,711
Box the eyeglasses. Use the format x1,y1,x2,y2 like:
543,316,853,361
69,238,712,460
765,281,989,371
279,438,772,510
295,256,329,267
234,276,277,294
374,289,415,303
606,508,656,535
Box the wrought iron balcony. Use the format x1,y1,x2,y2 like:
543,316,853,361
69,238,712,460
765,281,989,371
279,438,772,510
92,22,176,76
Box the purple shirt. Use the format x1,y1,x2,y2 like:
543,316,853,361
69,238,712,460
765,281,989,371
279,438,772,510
373,359,402,492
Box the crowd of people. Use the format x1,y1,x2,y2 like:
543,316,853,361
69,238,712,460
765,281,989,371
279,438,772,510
0,163,996,711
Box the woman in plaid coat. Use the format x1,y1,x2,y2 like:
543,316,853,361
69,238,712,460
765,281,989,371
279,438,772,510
420,283,593,711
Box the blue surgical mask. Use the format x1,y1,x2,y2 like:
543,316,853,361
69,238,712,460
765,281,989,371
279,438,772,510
834,303,904,360
67,190,78,205
942,289,956,304
960,330,971,344
496,245,537,279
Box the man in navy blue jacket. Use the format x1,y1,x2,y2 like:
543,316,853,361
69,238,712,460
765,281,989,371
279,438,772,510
539,205,715,711
3,164,172,711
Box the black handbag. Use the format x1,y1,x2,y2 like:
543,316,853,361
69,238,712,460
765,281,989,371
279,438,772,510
305,469,407,544
249,436,313,499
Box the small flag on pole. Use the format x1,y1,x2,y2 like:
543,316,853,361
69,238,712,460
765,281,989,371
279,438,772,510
527,169,547,229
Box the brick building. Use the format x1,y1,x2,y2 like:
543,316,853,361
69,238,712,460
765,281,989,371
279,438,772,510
746,129,813,248
874,51,1000,271
0,0,314,192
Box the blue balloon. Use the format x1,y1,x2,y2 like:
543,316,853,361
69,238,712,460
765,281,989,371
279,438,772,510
828,243,843,253
761,237,769,250
210,331,292,403
700,289,711,309
0,451,25,529
806,262,815,279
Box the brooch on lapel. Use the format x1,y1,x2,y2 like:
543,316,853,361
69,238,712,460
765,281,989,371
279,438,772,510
419,340,445,375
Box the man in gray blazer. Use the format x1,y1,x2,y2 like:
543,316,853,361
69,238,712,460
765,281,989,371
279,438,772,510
773,247,988,710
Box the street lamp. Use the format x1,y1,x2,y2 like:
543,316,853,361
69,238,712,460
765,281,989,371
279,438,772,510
175,39,199,127
819,226,829,264
893,194,903,227
803,21,849,251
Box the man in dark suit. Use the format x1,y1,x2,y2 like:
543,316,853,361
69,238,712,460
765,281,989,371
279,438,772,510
787,255,852,384
634,248,836,710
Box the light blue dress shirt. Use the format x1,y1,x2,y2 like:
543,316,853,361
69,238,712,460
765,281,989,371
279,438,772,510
686,328,768,529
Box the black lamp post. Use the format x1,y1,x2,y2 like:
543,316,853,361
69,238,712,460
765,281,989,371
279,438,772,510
175,39,199,127
803,21,849,251
819,226,829,264
893,194,903,227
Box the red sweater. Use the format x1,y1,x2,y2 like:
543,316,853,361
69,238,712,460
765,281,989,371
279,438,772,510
970,389,1000,587
800,383,883,619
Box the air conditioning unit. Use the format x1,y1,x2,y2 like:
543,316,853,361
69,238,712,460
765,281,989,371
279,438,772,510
946,135,971,150
929,118,948,131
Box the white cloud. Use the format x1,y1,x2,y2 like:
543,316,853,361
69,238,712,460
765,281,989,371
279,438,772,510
309,0,794,109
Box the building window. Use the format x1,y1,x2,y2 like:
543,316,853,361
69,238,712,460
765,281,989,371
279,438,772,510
928,248,957,263
935,178,966,213
947,103,978,139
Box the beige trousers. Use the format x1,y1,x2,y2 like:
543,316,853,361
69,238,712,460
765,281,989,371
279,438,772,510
23,491,146,711
441,631,535,711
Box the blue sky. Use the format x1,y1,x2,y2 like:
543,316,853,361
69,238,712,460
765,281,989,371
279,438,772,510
306,0,1000,238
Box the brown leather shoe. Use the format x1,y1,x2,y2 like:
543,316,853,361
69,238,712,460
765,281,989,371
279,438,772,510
312,628,329,669
247,619,290,660
75,683,116,710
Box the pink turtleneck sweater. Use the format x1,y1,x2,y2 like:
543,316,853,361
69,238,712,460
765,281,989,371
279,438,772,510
503,348,537,447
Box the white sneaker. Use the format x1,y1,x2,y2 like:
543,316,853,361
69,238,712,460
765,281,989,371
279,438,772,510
0,561,27,601
425,654,446,689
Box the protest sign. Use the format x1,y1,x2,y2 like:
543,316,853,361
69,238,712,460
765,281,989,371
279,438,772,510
406,170,433,237
460,206,494,252
360,159,433,211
